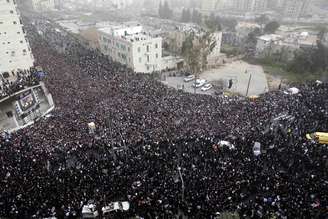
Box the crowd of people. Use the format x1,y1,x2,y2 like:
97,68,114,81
0,69,40,99
0,18,328,219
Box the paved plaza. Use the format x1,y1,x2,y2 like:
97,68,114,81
163,61,269,96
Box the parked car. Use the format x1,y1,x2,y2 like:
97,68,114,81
201,83,213,91
192,79,206,88
183,75,195,82
102,201,130,215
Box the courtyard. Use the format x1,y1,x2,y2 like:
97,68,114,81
162,61,269,96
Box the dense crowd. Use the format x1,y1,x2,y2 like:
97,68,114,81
0,69,40,99
0,18,328,219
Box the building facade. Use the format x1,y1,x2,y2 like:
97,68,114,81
0,0,34,79
99,24,162,73
283,0,310,19
201,0,218,14
111,0,133,9
233,0,268,12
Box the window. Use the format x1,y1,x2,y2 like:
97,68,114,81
13,21,17,24
139,57,142,63
7,0,10,3
11,51,15,57
17,32,20,34
147,55,150,62
138,47,141,52
155,43,158,49
20,40,23,43
10,10,14,14
156,54,158,59
147,66,150,71
147,45,150,52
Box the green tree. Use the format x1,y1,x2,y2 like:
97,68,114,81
255,14,270,26
317,25,328,42
205,13,222,32
244,27,262,56
264,21,280,34
287,41,328,74
181,29,218,76
181,33,201,75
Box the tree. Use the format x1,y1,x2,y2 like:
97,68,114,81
181,29,218,77
318,25,328,42
287,41,328,74
255,14,270,26
199,31,217,71
264,21,280,34
205,13,222,32
244,27,261,56
219,17,237,32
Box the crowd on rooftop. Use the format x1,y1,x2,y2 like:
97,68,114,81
0,69,40,99
0,19,328,219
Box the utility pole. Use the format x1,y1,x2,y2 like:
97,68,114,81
177,166,185,203
245,73,252,97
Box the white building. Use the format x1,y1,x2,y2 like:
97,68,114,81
201,0,218,14
32,0,56,11
236,22,260,38
233,0,268,12
256,34,282,56
255,32,317,59
99,24,162,73
0,0,34,79
283,0,310,19
111,0,133,9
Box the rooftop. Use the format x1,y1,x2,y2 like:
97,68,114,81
99,24,160,42
257,34,282,42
